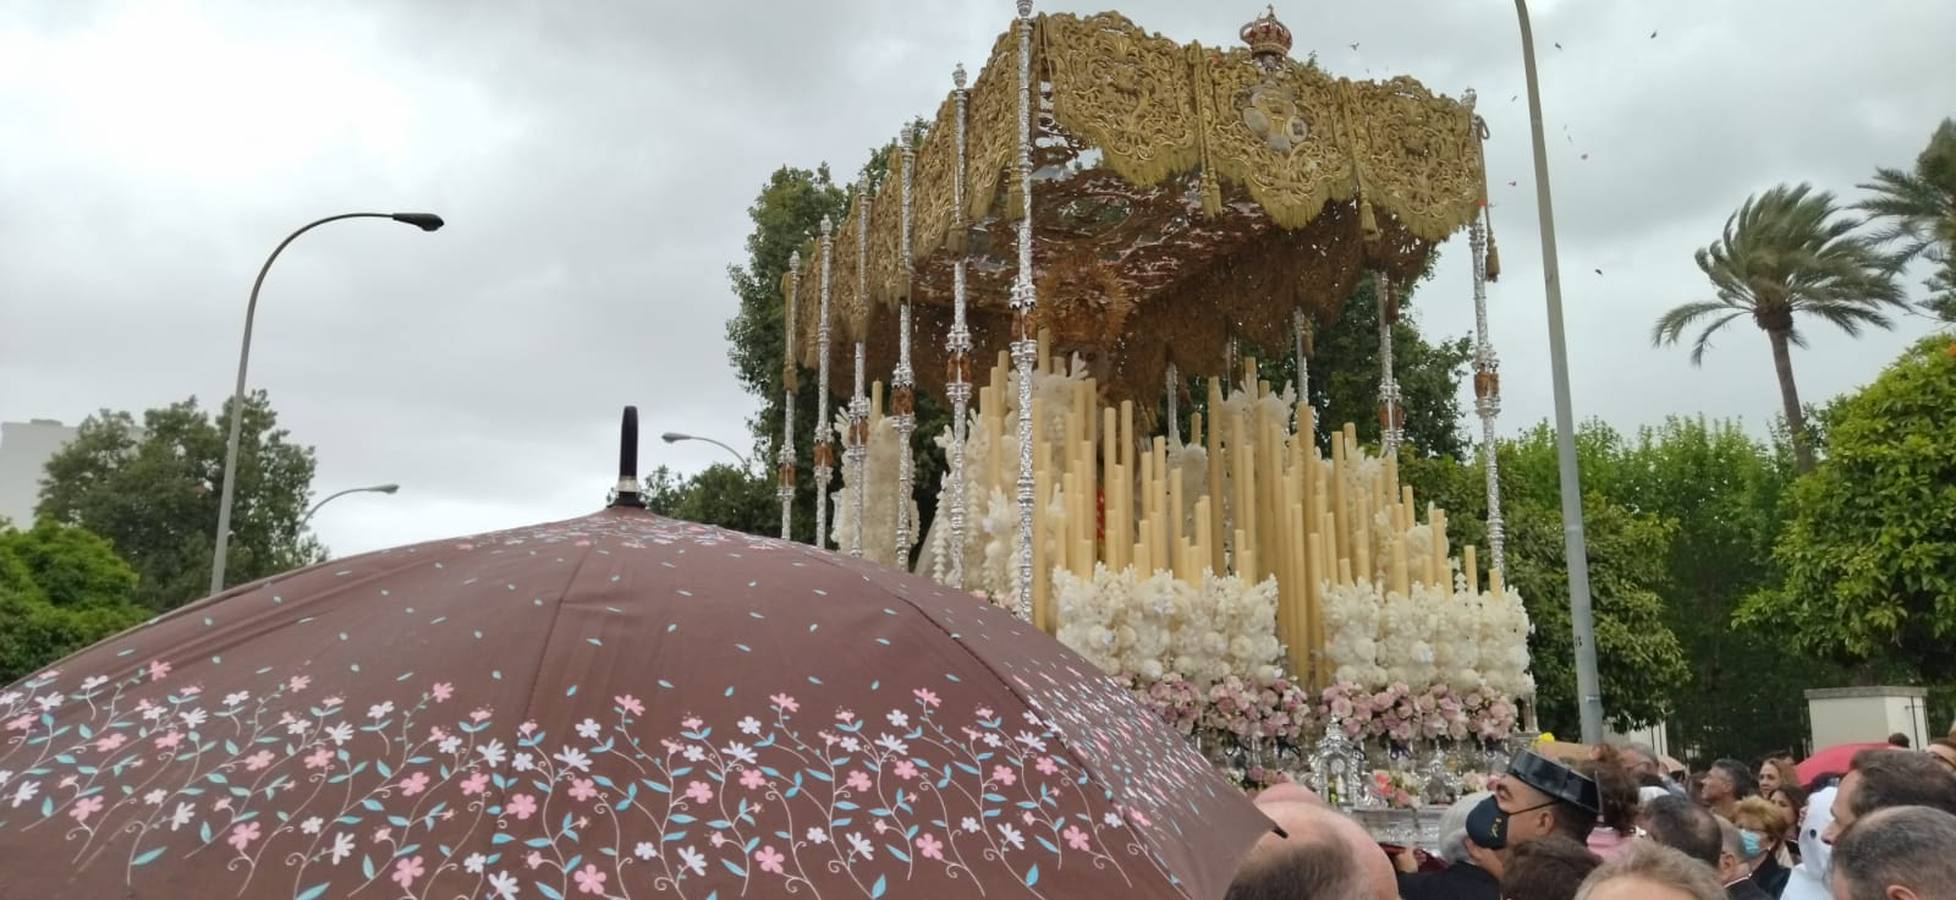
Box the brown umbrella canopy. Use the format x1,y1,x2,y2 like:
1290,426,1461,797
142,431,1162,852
0,509,1268,899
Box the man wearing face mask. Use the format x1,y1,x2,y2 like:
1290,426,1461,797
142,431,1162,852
1461,750,1602,885
1716,816,1774,900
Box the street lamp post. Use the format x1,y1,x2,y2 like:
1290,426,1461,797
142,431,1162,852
209,212,443,598
660,432,752,471
1514,0,1605,743
302,483,400,524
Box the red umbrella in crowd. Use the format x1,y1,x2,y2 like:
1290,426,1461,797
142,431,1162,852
1796,742,1889,787
0,410,1269,899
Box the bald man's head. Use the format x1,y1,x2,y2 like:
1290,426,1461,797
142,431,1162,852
1227,799,1396,900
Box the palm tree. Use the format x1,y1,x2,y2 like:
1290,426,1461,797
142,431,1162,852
1857,118,1956,321
1652,183,1904,472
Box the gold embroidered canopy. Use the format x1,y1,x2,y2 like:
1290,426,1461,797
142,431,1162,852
787,8,1489,403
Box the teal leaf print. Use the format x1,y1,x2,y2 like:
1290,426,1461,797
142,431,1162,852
295,884,331,900
870,875,887,898
1025,864,1040,887
130,847,165,866
721,859,747,877
537,883,565,900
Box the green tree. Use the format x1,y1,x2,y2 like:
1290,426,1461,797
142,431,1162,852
643,463,778,536
1402,423,1691,732
1652,183,1906,472
0,522,149,684
36,392,322,611
1858,118,1956,321
1739,335,1956,679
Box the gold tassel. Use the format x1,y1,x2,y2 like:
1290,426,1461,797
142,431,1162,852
1485,228,1501,282
1201,169,1223,217
1359,196,1380,242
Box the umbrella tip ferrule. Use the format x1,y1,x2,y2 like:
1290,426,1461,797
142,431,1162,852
611,406,646,509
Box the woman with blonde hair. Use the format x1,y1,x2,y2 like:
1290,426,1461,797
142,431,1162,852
1731,796,1792,897
1575,841,1726,900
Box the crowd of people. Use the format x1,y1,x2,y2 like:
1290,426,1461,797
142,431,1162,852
1227,730,1956,900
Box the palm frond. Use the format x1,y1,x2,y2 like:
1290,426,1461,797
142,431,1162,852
1651,300,1737,350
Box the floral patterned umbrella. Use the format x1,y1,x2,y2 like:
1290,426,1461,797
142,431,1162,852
0,509,1269,899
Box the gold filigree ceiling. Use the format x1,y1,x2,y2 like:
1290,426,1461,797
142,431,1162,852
784,10,1486,403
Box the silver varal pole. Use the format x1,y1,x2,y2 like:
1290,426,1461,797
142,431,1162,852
893,127,918,565
779,251,800,541
1008,0,1038,621
946,63,973,588
814,216,835,550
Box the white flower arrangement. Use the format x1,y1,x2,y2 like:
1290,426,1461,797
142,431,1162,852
1054,565,1281,688
828,409,918,568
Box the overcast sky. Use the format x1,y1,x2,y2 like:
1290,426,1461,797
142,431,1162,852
3,0,1951,558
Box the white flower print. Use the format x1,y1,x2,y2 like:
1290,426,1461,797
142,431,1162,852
366,701,394,720
0,691,16,706
223,690,250,707
35,692,63,711
179,708,207,729
961,816,981,833
721,742,757,766
677,845,707,876
1014,731,1047,752
553,746,592,772
511,752,536,772
327,832,356,865
839,736,862,753
438,736,462,755
998,823,1025,849
874,734,909,756
806,827,829,844
300,816,324,835
168,801,195,831
682,745,707,763
1103,811,1125,828
846,832,876,860
324,723,354,745
478,739,508,768
634,841,657,860
982,732,1003,748
9,780,40,809
487,870,520,898
140,704,166,722
737,716,763,736
574,718,602,740
885,709,910,728
285,719,309,736
464,852,489,874
143,789,167,806
80,675,107,691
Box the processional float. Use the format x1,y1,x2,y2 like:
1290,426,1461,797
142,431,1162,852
779,2,1531,795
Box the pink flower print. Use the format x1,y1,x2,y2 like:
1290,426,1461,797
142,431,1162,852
569,777,598,802
835,709,855,723
845,770,872,793
873,819,890,835
70,795,105,824
754,845,786,875
892,760,919,780
393,855,425,889
1063,824,1091,851
1035,756,1059,775
1021,810,1036,825
526,850,545,869
93,733,128,753
572,863,607,894
992,765,1017,786
226,820,259,850
769,693,798,713
738,768,767,791
507,793,538,820
374,826,393,843
321,695,343,709
4,714,32,732
180,685,201,698
684,781,713,805
1127,808,1151,827
304,747,332,769
243,750,276,772
287,675,310,692
461,772,490,796
431,682,454,702
680,716,703,730
915,833,945,860
616,694,645,716
398,771,431,796
912,688,941,708
975,706,994,719
428,726,449,742
470,707,493,723
518,720,538,736
710,832,728,848
146,660,171,682
213,797,232,812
